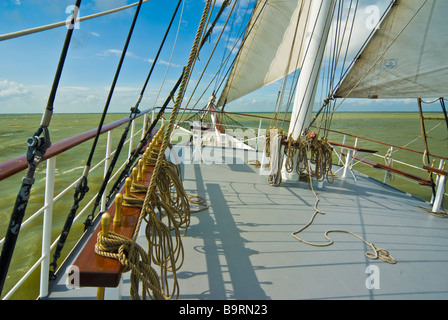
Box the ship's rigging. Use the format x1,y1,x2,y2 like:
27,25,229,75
0,0,447,300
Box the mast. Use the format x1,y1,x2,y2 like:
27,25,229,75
283,0,335,181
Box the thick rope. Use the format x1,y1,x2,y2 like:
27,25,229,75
268,131,284,186
95,231,165,300
95,0,212,300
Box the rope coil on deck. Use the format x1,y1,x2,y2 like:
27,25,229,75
292,159,397,265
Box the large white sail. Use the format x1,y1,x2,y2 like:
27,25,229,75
335,0,448,99
217,0,312,107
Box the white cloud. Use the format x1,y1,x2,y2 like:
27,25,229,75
144,58,181,68
14,0,21,5
97,49,139,59
0,79,28,98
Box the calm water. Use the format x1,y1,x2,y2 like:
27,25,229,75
0,112,446,299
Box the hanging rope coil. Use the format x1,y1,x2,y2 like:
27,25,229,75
282,132,335,183
94,231,165,300
308,136,334,183
95,0,212,300
268,131,284,186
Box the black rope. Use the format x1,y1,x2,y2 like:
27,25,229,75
82,0,183,231
440,98,448,134
106,0,232,203
418,98,437,200
48,0,146,279
0,0,82,296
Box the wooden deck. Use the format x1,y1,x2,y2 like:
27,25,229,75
47,148,448,300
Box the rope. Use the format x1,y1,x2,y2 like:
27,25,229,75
292,160,397,265
0,0,82,294
268,131,284,186
94,231,165,300
95,0,212,300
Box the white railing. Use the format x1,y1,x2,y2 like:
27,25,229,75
331,132,447,211
0,108,154,299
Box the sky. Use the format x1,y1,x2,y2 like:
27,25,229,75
0,0,441,114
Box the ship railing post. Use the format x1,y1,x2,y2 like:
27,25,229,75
40,156,56,299
432,162,447,213
383,146,394,184
341,149,352,179
257,118,262,151
101,131,113,212
431,159,444,204
142,113,148,140
128,118,135,158
338,135,347,165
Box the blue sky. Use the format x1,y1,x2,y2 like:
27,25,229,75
0,0,441,114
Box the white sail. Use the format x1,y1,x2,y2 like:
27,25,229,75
217,0,312,107
335,0,448,99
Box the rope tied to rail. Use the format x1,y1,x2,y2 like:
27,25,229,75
94,230,165,300
95,0,212,300
281,131,335,183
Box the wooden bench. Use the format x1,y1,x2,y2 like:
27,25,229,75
72,164,154,288
71,127,164,297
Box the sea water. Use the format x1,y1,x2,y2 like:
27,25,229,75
0,112,446,299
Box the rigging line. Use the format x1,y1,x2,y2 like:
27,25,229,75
439,98,448,133
174,0,219,120
182,9,254,124
0,0,82,297
213,0,247,93
273,0,307,129
105,0,232,202
176,0,237,128
82,0,144,230
332,0,395,91
133,0,213,246
0,0,151,42
218,0,269,105
289,0,337,137
281,1,313,130
151,0,185,110
50,1,182,276
331,0,429,112
289,0,329,136
418,98,437,199
311,0,358,136
134,0,183,113
175,0,239,127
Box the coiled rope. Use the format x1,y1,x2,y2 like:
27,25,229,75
282,132,335,183
292,160,396,265
95,0,212,300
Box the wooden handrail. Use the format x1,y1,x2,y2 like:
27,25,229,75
423,165,447,176
329,141,377,153
0,109,153,181
343,152,434,187
319,126,448,161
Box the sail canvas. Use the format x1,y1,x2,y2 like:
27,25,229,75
217,0,312,107
335,0,448,99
